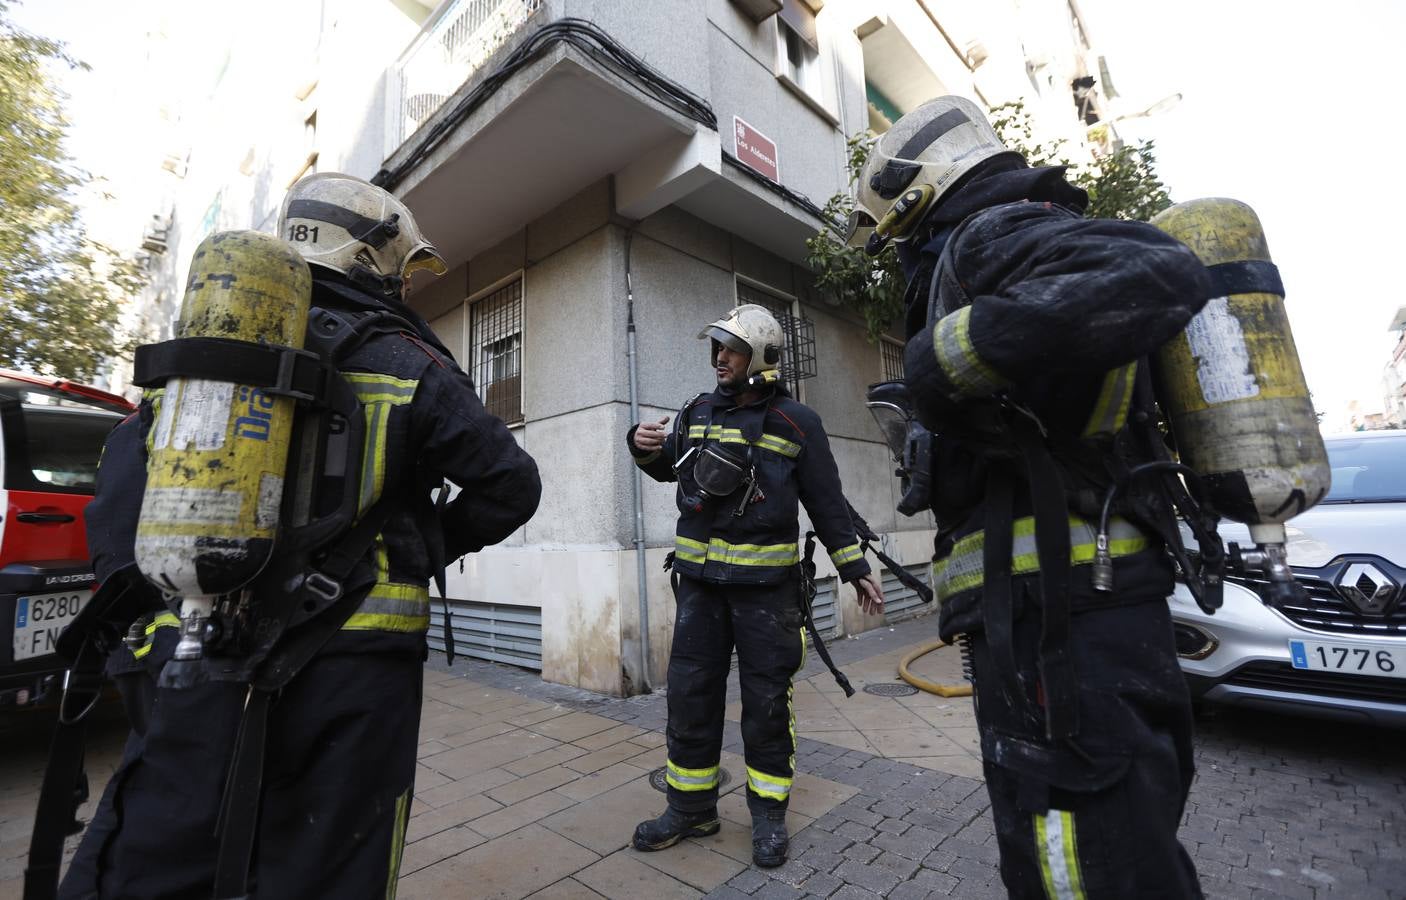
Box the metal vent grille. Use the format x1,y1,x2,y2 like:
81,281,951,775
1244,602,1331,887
1226,661,1406,703
1268,578,1406,637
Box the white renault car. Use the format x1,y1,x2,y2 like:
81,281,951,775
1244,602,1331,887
1169,430,1406,727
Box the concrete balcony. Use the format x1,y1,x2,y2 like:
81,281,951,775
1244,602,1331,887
377,3,834,269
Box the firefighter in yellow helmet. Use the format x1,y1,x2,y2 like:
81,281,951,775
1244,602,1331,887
627,304,884,868
58,173,541,898
855,96,1214,898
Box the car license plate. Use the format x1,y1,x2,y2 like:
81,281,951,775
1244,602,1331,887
12,591,87,661
1289,640,1406,680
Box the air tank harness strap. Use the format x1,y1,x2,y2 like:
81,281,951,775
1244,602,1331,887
1205,260,1283,297
211,498,395,900
132,336,333,404
800,533,855,697
980,413,1080,742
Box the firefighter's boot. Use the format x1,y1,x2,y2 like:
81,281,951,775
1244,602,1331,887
751,810,789,868
631,805,720,852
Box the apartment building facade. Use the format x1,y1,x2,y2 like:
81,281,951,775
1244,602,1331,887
120,0,1111,694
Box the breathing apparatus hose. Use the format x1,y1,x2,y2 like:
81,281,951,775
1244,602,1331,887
897,639,973,698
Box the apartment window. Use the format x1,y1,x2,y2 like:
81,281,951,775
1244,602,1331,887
470,279,523,425
881,339,905,382
736,280,816,400
775,0,820,98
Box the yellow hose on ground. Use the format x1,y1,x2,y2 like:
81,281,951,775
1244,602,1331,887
898,639,973,697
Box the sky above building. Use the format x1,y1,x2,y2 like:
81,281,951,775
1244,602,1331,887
11,0,1401,431
1076,0,1403,431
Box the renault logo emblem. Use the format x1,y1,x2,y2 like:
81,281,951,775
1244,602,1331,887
1336,563,1399,616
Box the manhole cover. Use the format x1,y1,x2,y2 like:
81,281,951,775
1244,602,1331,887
648,766,732,793
863,683,920,697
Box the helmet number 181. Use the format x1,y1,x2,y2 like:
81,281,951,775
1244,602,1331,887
288,225,320,242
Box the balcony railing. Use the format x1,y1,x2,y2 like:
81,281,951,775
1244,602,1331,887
387,0,544,157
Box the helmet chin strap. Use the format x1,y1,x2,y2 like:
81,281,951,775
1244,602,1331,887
346,264,404,299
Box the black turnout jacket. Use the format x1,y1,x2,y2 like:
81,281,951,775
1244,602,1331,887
900,166,1212,638
628,386,871,587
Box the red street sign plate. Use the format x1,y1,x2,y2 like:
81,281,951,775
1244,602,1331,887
733,116,779,183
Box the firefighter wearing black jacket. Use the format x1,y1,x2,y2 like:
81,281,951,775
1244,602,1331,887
849,97,1212,898
627,304,884,868
60,174,541,899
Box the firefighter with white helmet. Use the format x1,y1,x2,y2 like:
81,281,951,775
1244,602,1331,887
57,173,541,899
859,96,1216,897
627,303,884,868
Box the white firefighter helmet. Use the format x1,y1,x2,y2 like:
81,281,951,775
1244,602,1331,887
277,172,447,294
698,304,783,377
847,95,1019,255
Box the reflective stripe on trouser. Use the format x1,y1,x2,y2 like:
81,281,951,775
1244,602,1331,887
1034,810,1086,899
931,516,1149,601
664,575,805,814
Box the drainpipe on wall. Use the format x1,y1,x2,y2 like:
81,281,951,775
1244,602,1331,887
625,228,651,693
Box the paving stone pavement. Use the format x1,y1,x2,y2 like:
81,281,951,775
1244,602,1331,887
1,609,1402,899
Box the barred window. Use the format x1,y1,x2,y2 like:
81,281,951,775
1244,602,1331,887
470,279,523,424
735,281,816,399
881,339,905,382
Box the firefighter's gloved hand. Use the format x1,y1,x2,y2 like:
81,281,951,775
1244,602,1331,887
633,416,670,452
851,572,885,616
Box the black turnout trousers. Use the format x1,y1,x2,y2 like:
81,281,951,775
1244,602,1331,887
970,586,1202,900
59,649,423,900
664,574,806,816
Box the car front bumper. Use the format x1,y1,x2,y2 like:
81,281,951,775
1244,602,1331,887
1169,581,1406,728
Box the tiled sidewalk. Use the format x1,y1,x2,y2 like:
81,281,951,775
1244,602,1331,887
4,608,1404,899
398,675,859,898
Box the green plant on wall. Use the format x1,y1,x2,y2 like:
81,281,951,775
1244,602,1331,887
807,101,1173,341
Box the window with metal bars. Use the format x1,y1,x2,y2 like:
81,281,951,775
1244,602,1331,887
881,339,905,382
470,279,523,424
735,282,816,399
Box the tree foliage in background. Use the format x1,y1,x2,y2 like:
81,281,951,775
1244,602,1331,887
0,0,143,381
807,101,1174,340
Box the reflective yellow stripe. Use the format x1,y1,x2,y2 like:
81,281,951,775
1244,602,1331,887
1034,809,1086,899
753,434,801,458
685,426,800,458
675,535,708,564
933,306,1010,397
829,543,863,566
344,373,419,404
343,375,418,515
130,613,181,660
666,759,720,791
746,765,793,802
706,538,798,567
386,787,410,899
674,536,799,567
1082,362,1137,438
342,581,430,633
931,517,1150,601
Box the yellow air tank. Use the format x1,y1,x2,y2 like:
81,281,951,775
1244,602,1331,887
135,230,311,658
1151,199,1330,603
